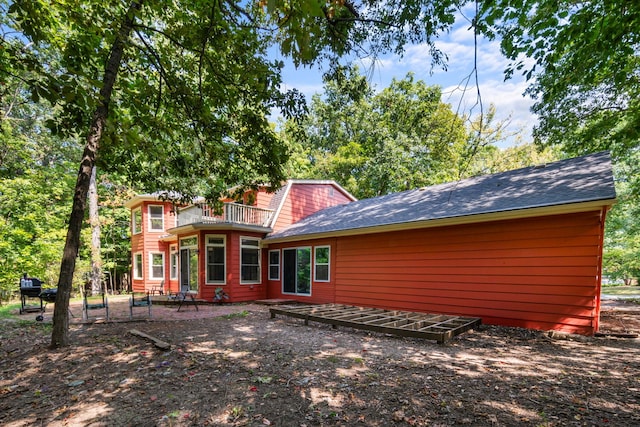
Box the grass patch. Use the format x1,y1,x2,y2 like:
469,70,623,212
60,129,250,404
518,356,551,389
601,286,640,296
223,310,249,319
352,356,365,365
0,303,21,320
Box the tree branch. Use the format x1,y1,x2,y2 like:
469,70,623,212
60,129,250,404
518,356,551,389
131,23,191,52
132,29,206,140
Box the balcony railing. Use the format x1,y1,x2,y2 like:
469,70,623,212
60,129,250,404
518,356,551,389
177,203,274,227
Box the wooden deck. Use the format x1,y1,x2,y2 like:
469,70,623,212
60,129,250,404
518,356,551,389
269,304,481,344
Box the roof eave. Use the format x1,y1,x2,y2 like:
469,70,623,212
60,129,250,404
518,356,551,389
166,223,273,235
263,198,616,245
158,234,178,243
123,195,160,208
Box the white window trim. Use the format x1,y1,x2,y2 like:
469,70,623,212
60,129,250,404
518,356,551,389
268,249,280,281
132,208,142,235
205,234,226,285
170,245,178,280
149,252,165,280
148,204,164,232
133,252,143,280
314,246,331,282
240,236,261,284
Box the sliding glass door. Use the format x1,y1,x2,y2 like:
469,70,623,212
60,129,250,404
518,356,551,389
282,248,311,295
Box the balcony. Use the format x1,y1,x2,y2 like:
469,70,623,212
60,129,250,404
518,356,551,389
177,203,274,228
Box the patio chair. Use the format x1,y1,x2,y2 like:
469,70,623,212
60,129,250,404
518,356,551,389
130,293,152,319
150,280,164,296
82,292,109,321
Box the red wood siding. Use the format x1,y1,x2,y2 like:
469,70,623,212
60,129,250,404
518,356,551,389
256,189,275,210
130,201,173,294
217,231,267,302
166,244,179,295
331,210,606,335
264,210,607,335
172,230,267,303
265,239,337,304
272,183,353,231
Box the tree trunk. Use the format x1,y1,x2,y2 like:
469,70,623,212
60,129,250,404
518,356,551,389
50,1,143,348
89,165,102,295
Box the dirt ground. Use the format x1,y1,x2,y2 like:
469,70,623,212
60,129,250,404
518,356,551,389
1,297,639,427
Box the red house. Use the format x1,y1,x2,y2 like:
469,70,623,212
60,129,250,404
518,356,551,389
125,152,616,335
124,180,357,303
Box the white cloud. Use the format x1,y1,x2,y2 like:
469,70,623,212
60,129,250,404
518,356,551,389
448,21,476,43
430,37,508,76
370,24,537,145
442,78,536,145
275,11,539,147
280,80,324,98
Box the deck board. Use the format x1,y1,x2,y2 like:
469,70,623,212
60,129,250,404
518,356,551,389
270,304,481,344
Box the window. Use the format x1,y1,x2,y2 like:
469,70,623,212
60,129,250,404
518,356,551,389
132,208,142,234
206,235,226,284
148,205,164,231
170,245,178,280
181,236,197,248
314,246,330,282
268,250,280,280
149,253,164,279
240,237,260,283
133,252,143,279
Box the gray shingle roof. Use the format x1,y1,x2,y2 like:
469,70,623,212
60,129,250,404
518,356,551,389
266,151,616,240
267,185,288,211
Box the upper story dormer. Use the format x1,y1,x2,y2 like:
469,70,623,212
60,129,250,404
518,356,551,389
124,196,178,235
267,180,356,232
125,181,357,235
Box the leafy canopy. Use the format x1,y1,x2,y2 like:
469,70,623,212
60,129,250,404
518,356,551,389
4,0,306,203
283,66,474,199
479,0,640,158
2,0,480,203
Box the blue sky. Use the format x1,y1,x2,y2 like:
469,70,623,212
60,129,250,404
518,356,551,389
273,14,537,148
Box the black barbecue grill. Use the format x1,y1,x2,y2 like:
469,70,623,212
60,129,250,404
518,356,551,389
19,276,57,315
20,277,43,314
40,288,58,303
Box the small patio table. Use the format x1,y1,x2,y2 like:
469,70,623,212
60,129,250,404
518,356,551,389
176,291,199,312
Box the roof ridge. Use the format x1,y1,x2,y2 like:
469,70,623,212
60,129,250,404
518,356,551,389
266,151,615,241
